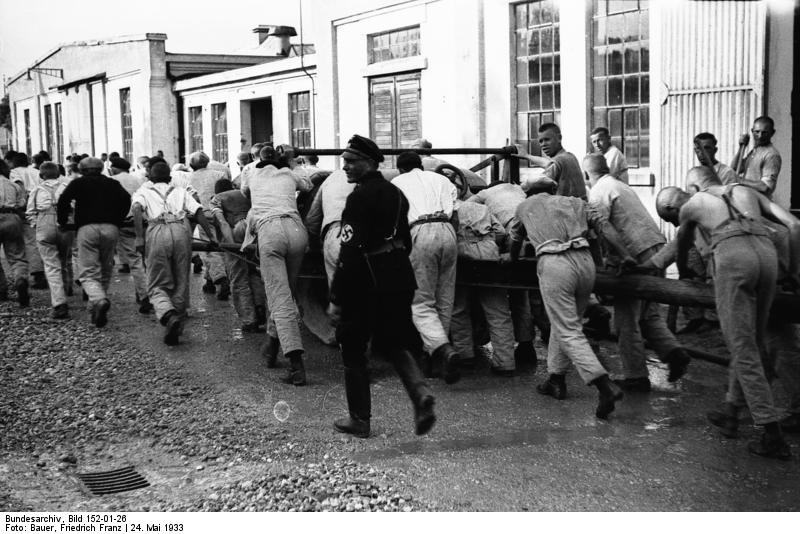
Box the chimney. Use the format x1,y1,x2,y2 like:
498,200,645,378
252,25,298,56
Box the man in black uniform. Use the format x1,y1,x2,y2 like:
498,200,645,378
327,135,436,438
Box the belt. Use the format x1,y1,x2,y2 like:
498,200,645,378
149,214,185,225
364,238,406,256
0,207,20,214
410,213,450,229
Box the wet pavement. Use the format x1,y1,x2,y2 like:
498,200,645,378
5,265,800,511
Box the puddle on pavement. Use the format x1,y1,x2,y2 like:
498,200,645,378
352,424,620,462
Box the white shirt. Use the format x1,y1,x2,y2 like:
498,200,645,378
10,167,41,194
131,182,201,221
26,179,67,224
603,145,629,184
391,168,457,224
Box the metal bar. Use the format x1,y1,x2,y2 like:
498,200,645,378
294,147,515,157
490,157,500,182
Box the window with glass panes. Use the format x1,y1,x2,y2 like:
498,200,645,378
368,26,420,64
43,104,53,156
189,106,203,152
119,88,133,162
514,0,560,157
289,92,311,148
211,103,228,163
591,0,649,168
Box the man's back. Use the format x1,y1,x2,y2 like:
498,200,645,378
513,193,592,253
189,168,228,207
589,174,665,257
57,175,131,229
392,168,456,222
467,183,525,228
112,171,145,197
683,184,769,234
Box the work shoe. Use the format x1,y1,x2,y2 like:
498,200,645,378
334,416,370,438
748,431,792,460
31,271,48,289
537,373,567,400
434,343,461,385
414,395,436,436
138,297,154,314
706,403,740,438
51,303,69,320
255,305,267,326
514,341,537,371
593,375,624,420
118,264,131,274
216,278,230,301
780,413,800,434
262,335,280,368
490,367,515,378
92,298,111,327
163,312,182,346
281,350,306,386
15,278,30,308
241,323,264,334
202,279,216,293
192,256,204,274
665,347,691,382
614,377,651,393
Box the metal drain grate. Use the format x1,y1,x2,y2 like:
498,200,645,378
77,466,150,495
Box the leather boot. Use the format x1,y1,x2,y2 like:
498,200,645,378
51,303,69,320
664,347,691,382
514,340,537,372
15,278,29,308
334,366,371,438
706,402,740,438
138,297,154,314
261,335,280,368
433,343,461,385
282,350,306,386
392,349,436,436
537,373,567,400
162,310,182,346
591,374,624,419
216,277,230,301
748,423,791,460
92,298,111,328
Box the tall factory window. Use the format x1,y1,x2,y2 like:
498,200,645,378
24,109,31,155
211,103,228,164
369,72,421,168
54,103,63,163
189,106,203,152
289,92,311,148
513,0,561,158
43,104,53,157
591,0,650,168
368,26,420,64
120,88,133,162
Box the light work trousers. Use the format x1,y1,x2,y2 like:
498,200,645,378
451,285,515,370
117,227,148,301
146,220,192,322
77,223,119,306
615,244,682,379
36,222,74,307
225,220,266,325
0,213,28,291
257,215,308,354
409,222,457,354
538,249,606,384
22,221,43,274
196,219,226,283
715,234,780,425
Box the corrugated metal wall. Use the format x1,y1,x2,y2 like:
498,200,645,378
659,0,766,195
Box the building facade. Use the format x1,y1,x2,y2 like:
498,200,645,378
5,33,268,165
308,0,797,216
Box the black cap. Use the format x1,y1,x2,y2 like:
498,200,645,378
341,134,384,163
109,156,131,171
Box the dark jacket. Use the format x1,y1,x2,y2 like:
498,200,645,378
57,174,131,229
330,171,416,304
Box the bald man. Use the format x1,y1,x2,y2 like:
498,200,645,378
584,153,690,391
669,180,799,458
57,157,131,327
188,151,230,299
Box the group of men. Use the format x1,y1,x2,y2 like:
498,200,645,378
0,114,796,458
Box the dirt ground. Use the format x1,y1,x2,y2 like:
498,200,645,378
2,266,799,512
